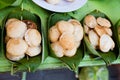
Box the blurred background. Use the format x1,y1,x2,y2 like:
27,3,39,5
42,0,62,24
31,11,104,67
0,65,120,80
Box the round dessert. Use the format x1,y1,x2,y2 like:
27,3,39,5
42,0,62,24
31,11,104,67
6,38,28,56
26,46,41,57
84,15,97,28
49,26,60,42
59,32,75,50
6,20,27,38
25,29,41,47
57,21,74,34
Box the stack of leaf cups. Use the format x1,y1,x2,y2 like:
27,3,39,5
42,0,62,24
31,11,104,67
83,10,119,65
48,13,84,73
1,7,43,72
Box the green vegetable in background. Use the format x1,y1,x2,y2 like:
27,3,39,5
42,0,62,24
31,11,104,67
79,66,108,80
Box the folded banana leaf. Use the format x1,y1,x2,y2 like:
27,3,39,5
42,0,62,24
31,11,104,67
114,20,120,57
83,10,118,65
1,7,43,73
114,20,120,47
0,28,2,53
0,7,17,72
48,13,84,72
0,7,16,28
0,0,16,9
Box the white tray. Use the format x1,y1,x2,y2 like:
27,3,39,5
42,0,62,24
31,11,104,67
32,0,87,12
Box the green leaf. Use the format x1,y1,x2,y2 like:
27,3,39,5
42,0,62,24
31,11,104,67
114,20,120,58
7,8,41,27
114,20,120,47
1,7,42,72
99,51,116,65
0,28,2,53
48,13,72,27
0,28,12,72
13,56,42,73
0,0,16,9
48,13,84,72
83,10,118,65
0,7,16,27
11,0,22,6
